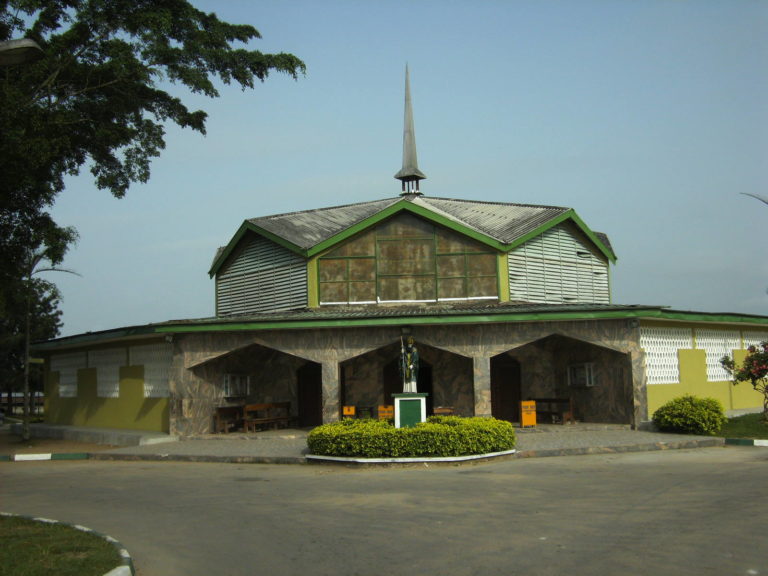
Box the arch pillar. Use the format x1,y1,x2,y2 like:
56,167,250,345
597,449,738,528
321,361,340,423
473,356,492,418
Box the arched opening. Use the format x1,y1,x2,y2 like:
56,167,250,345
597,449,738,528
339,339,471,417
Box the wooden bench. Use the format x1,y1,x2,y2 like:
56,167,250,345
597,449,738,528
433,406,455,416
530,398,575,424
214,405,243,434
243,402,292,432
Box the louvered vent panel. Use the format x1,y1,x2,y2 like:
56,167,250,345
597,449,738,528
217,236,307,315
640,327,693,384
508,224,610,304
129,343,173,398
695,329,741,382
50,352,87,397
89,348,125,398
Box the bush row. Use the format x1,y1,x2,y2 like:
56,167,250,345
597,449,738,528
307,415,516,458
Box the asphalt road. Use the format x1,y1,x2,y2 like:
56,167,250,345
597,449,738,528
2,447,766,576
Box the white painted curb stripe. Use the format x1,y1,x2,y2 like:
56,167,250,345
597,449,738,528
307,449,516,464
13,453,52,461
754,439,768,447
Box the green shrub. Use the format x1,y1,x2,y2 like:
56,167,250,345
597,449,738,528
652,395,727,436
307,416,516,458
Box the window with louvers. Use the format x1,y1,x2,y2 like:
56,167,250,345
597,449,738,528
508,223,609,304
216,235,307,316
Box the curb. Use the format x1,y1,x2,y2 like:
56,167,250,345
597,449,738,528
3,452,90,462
0,512,134,576
514,437,725,458
306,449,517,465
725,438,768,447
4,436,766,464
89,453,307,465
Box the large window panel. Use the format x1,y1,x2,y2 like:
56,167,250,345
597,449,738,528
319,259,347,282
320,281,348,303
380,276,436,302
437,254,465,277
467,254,497,276
348,258,375,281
349,281,376,302
319,213,499,305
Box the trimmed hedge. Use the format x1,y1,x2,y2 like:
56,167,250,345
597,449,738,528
652,395,727,436
307,415,516,458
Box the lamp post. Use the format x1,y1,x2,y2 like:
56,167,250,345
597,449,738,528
1,37,44,440
0,38,43,66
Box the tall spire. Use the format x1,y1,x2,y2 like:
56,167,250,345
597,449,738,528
394,65,426,195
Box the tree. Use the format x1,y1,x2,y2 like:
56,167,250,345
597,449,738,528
0,224,76,439
1,1,303,435
721,344,768,424
1,0,305,312
0,274,64,420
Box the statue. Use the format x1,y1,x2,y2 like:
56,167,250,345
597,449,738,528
400,336,419,393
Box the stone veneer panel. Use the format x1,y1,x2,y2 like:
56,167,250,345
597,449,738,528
169,318,644,435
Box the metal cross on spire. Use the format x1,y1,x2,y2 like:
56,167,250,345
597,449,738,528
394,65,426,195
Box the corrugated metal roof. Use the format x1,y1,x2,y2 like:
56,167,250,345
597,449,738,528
413,197,570,244
248,197,399,250
244,196,572,250
162,301,656,325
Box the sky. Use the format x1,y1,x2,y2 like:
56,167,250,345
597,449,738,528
45,0,768,337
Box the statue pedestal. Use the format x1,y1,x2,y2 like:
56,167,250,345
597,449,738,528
393,393,428,428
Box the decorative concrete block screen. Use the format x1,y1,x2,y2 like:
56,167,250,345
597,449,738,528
696,329,741,382
743,332,768,349
129,343,173,398
640,327,693,384
89,348,126,398
50,352,87,397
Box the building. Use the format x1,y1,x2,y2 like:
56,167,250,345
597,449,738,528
37,70,768,435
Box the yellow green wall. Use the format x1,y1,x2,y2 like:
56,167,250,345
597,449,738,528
645,334,765,415
45,365,169,433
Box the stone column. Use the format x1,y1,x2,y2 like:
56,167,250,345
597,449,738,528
473,356,492,418
321,360,340,423
631,350,649,429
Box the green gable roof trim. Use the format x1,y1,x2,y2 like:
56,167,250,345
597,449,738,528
208,196,617,277
34,304,768,352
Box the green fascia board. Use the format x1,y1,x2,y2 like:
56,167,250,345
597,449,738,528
33,307,768,351
504,209,617,263
306,199,508,257
208,221,307,278
152,308,768,333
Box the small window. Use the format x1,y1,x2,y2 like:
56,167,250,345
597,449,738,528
568,363,596,387
223,374,250,398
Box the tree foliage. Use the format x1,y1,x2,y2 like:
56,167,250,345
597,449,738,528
0,276,63,401
0,0,305,315
721,343,768,423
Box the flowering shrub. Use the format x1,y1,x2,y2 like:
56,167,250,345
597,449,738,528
721,342,768,423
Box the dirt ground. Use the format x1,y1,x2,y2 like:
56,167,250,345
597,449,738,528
0,423,115,456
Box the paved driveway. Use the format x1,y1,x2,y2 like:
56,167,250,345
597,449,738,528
2,447,766,576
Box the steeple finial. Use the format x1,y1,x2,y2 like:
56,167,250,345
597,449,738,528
394,65,426,195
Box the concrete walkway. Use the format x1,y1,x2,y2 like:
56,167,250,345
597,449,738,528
68,423,726,464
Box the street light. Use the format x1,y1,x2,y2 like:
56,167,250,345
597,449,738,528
0,38,43,67
1,37,46,440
